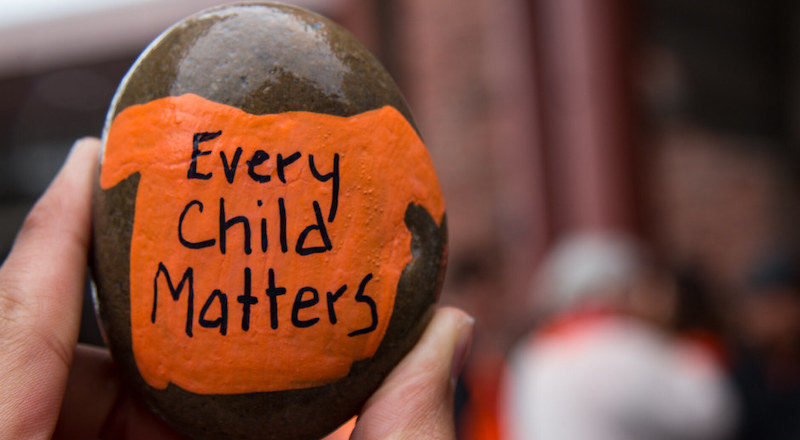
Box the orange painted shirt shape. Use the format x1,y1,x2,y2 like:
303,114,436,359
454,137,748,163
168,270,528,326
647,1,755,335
100,94,444,394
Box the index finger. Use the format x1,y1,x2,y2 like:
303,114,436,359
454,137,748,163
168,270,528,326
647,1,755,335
0,138,100,439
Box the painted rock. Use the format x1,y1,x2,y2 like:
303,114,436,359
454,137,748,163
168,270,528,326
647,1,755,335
90,3,447,440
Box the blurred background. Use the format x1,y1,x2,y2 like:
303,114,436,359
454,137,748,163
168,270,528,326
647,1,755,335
2,0,800,439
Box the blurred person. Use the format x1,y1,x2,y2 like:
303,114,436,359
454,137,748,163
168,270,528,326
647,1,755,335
732,248,800,439
501,232,737,440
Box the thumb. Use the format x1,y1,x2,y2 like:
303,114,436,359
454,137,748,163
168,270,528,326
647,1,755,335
351,307,474,440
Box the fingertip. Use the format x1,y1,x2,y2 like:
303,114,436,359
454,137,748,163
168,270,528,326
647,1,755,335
423,307,474,389
352,307,473,440
435,306,475,338
66,137,100,169
72,136,100,151
435,305,473,322
387,306,474,384
448,310,474,386
13,136,100,259
420,306,475,366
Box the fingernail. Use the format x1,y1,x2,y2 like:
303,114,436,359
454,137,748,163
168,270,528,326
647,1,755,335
450,315,474,387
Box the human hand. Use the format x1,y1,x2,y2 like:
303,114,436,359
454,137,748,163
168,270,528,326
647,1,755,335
0,138,473,439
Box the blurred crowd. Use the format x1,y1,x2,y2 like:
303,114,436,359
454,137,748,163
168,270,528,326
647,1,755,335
454,230,800,440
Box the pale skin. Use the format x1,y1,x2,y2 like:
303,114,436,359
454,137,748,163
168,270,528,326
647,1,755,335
0,138,474,440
